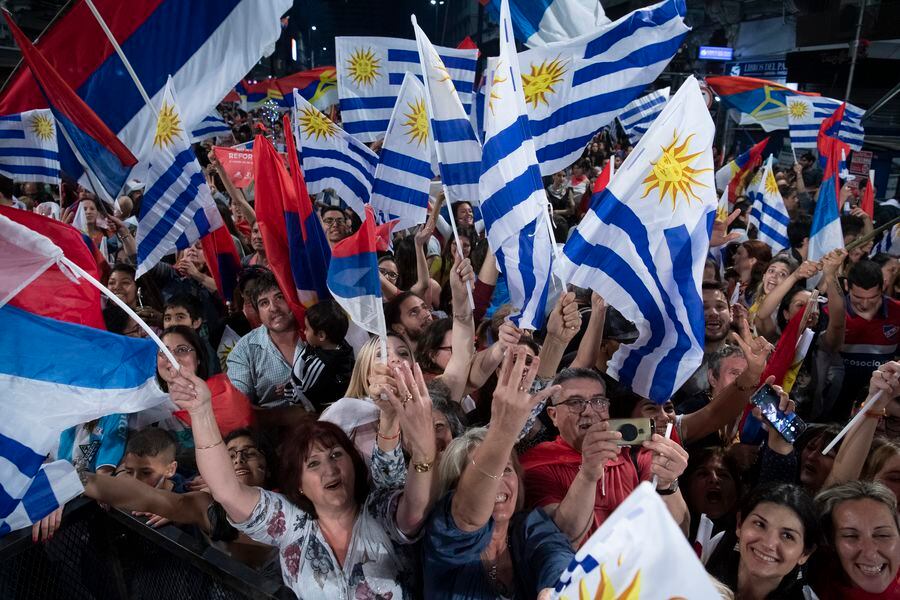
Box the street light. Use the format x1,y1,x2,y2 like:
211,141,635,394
311,25,317,31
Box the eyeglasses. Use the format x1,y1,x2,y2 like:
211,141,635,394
229,448,262,461
436,346,453,352
322,217,345,226
553,396,609,413
158,345,195,358
379,268,399,281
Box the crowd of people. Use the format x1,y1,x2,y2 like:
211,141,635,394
3,106,900,600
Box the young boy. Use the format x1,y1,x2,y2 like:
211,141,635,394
290,299,355,412
163,293,220,374
117,428,187,493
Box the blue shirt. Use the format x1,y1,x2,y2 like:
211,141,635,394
58,414,128,472
423,492,574,600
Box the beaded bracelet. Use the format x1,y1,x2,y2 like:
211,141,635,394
470,457,502,480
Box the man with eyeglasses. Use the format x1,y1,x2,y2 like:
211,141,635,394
520,368,689,544
320,206,350,247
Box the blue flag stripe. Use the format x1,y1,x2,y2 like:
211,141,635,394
481,164,544,224
529,84,647,138
301,147,376,183
340,96,399,111
327,252,380,299
481,115,532,174
583,0,683,60
0,130,26,140
378,148,434,179
431,118,479,143
387,49,476,72
371,178,430,208
138,171,207,256
0,164,59,177
573,35,685,87
618,96,667,122
342,118,392,135
305,166,373,201
438,160,481,186
0,148,59,159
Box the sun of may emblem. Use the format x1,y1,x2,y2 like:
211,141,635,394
559,565,643,600
298,106,336,141
764,170,779,195
488,61,507,115
788,100,808,119
431,52,452,85
641,131,711,209
29,113,54,141
154,103,183,148
521,58,566,109
346,48,381,87
402,98,429,146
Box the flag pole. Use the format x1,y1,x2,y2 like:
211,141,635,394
58,256,179,369
441,184,476,310
821,391,881,456
83,0,159,119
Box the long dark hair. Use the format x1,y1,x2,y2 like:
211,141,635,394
155,325,210,391
416,317,453,375
278,418,369,518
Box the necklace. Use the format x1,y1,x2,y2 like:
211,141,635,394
482,536,511,597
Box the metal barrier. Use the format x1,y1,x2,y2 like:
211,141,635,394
0,498,296,600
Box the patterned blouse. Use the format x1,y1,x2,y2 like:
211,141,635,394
230,446,416,600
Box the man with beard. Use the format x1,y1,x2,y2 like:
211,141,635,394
384,291,433,352
676,281,734,398
519,368,689,544
227,271,304,416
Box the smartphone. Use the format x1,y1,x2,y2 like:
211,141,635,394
750,384,808,444
608,418,654,446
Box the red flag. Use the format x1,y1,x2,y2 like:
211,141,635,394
580,160,612,214
375,219,400,252
252,134,304,323
201,226,241,303
0,206,105,329
457,36,479,57
861,177,875,219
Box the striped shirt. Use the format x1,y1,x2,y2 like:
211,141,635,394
226,326,301,408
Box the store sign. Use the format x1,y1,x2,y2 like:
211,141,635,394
728,59,788,78
699,46,734,61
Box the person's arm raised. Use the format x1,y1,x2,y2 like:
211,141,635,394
537,292,582,378
438,253,476,404
409,215,438,303
571,293,606,370
754,260,820,339
451,352,557,532
468,321,521,390
168,371,260,522
819,249,847,354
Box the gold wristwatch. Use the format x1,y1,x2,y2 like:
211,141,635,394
413,458,434,473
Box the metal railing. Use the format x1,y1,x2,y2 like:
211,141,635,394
0,498,295,600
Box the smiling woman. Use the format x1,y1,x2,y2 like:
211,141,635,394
705,483,820,600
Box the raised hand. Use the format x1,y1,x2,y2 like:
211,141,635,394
546,291,582,344
389,362,437,462
710,209,742,248
729,316,774,386
168,370,212,415
795,260,821,280
490,349,557,436
642,433,689,489
449,251,475,299
579,422,621,482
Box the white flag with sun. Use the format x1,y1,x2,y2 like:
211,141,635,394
335,36,478,143
135,76,222,277
370,72,435,231
0,109,60,184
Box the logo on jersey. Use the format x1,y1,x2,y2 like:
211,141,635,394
883,325,899,339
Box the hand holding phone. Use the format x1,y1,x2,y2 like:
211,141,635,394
751,383,806,445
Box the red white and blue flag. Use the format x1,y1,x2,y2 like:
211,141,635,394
3,11,137,202
714,137,769,205
327,206,386,338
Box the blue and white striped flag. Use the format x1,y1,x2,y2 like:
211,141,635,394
0,109,60,184
190,110,231,143
412,18,483,210
617,87,669,145
370,73,436,231
335,36,478,143
748,156,790,252
517,0,689,176
136,77,223,277
482,0,609,48
787,96,865,151
480,0,554,330
557,76,717,403
872,223,900,257
469,79,486,144
292,90,378,219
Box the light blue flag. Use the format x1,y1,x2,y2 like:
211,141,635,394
617,87,669,145
0,109,60,184
482,0,609,47
190,110,231,143
557,77,717,403
479,0,554,331
370,73,436,231
335,36,478,143
136,77,223,276
748,156,790,252
787,95,865,151
292,90,378,220
517,0,689,176
412,17,482,211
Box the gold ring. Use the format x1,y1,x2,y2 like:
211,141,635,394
405,392,413,403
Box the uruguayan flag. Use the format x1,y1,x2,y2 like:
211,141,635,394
517,0,689,176
748,156,790,252
787,96,865,151
617,87,669,145
335,36,478,143
482,0,609,48
292,90,378,219
480,0,554,331
872,223,900,258
412,18,483,210
136,77,223,277
557,77,716,403
0,109,60,184
370,73,436,231
469,80,486,144
190,110,231,143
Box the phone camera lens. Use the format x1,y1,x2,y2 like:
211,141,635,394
619,423,638,442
